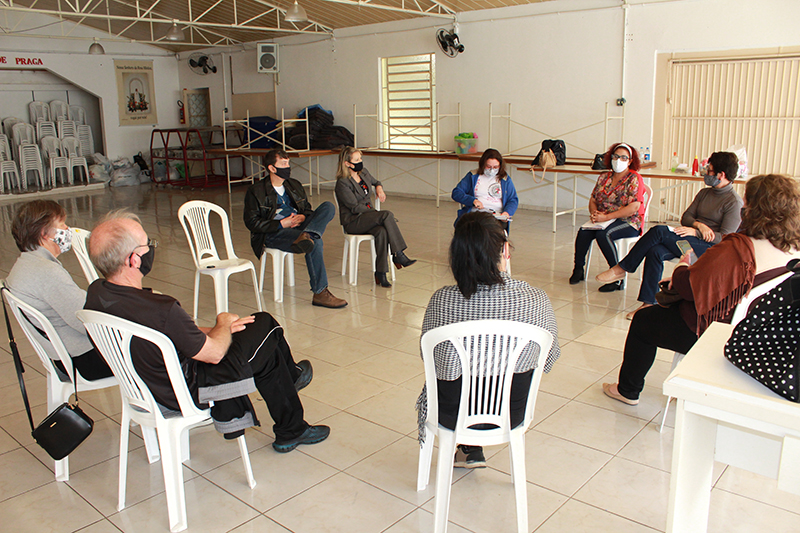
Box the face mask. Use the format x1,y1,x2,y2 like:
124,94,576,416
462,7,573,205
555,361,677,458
138,246,155,277
611,159,629,174
52,228,72,254
485,168,499,178
274,166,291,180
350,161,363,172
703,173,721,187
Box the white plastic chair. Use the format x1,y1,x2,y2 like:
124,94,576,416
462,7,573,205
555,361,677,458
18,143,48,189
77,125,94,163
333,191,396,286
29,101,50,123
259,247,296,303
1,284,120,482
11,122,35,174
3,117,21,140
658,270,794,432
36,120,57,142
0,133,12,161
586,183,653,283
50,100,69,122
0,160,21,193
58,120,77,140
69,105,86,125
77,309,256,533
61,136,89,183
40,135,71,186
177,201,263,319
70,227,99,283
418,319,554,533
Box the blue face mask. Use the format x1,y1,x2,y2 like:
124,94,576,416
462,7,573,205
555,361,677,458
703,172,721,187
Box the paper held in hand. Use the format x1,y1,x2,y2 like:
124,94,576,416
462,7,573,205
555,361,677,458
580,219,613,230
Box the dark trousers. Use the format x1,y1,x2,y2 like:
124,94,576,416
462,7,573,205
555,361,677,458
573,219,639,271
617,305,698,400
222,312,307,441
54,348,114,381
436,369,533,431
618,225,713,304
343,210,407,273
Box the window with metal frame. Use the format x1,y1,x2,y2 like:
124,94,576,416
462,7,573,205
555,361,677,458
380,54,437,151
667,55,800,177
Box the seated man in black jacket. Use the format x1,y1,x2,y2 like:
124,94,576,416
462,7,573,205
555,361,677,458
243,149,346,309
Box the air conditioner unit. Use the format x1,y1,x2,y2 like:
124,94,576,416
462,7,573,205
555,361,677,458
257,43,279,73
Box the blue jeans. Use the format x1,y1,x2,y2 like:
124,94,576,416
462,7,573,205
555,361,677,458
260,201,335,294
574,219,639,271
618,224,713,304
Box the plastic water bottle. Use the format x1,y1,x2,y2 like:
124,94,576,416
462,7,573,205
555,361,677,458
644,147,651,162
671,152,679,172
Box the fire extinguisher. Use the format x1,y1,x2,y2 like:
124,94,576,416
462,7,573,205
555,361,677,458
178,100,185,124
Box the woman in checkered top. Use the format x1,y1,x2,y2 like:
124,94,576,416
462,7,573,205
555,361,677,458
416,211,560,468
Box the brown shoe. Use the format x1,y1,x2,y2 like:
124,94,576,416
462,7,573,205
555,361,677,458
312,288,347,308
290,232,314,254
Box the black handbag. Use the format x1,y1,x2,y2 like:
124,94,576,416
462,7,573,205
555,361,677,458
2,288,94,460
724,262,800,402
532,140,566,167
592,153,608,170
654,279,682,307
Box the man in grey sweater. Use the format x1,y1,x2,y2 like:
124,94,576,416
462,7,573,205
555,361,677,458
595,151,742,317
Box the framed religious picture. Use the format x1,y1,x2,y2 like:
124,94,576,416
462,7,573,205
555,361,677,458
115,60,158,126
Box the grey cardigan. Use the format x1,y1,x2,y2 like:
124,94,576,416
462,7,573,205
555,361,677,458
5,247,94,357
334,168,382,226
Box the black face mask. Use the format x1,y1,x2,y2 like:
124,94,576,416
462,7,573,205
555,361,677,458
350,161,363,172
138,246,155,277
273,166,291,180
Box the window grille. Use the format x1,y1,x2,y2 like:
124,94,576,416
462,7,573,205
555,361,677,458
380,54,436,151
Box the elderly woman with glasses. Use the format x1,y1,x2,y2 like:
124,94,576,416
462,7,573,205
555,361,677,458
569,142,646,291
5,200,113,381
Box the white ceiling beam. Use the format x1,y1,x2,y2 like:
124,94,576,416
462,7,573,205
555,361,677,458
316,0,455,19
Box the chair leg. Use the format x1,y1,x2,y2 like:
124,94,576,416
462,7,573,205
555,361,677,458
341,241,348,277
370,240,377,275
118,410,132,511
285,254,295,287
160,427,188,533
509,431,529,533
417,431,435,491
434,431,457,533
272,251,284,303
348,240,359,286
660,396,673,433
192,271,201,320
259,254,267,293
141,425,161,463
55,457,69,482
249,266,263,312
212,273,229,315
236,435,257,489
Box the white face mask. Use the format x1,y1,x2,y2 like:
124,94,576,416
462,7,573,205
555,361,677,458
611,159,629,174
485,168,499,178
52,228,72,254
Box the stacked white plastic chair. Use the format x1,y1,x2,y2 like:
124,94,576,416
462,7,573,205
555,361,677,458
35,120,57,143
334,191,396,286
49,100,69,122
0,159,20,193
77,309,257,533
11,122,35,168
40,135,71,185
28,101,50,123
1,283,120,482
2,117,21,140
177,200,263,319
417,320,554,533
0,133,11,161
70,228,100,283
18,143,47,189
61,136,89,183
58,120,77,140
69,105,86,125
77,125,94,163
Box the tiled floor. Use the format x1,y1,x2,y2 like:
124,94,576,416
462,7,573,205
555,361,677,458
1,184,799,532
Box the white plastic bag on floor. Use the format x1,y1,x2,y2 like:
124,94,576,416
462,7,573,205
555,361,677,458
89,164,111,183
110,164,140,187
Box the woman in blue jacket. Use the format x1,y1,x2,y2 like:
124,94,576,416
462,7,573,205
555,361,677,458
452,148,519,230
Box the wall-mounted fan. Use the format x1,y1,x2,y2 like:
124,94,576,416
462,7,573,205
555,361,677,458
188,53,217,75
436,28,464,58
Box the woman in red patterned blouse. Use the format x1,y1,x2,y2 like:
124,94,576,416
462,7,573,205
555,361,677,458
569,143,645,291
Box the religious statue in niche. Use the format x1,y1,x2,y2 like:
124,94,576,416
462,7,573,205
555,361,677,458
115,59,158,126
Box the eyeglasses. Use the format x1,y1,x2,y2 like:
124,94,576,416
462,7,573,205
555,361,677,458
610,154,630,162
130,238,158,255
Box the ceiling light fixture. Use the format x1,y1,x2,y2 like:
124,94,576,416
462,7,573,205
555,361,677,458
165,20,185,41
88,38,105,55
285,1,309,22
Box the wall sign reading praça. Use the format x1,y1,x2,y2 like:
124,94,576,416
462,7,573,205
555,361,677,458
0,56,45,66
115,59,158,126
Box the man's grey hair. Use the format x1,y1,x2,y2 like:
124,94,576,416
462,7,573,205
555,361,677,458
89,209,143,278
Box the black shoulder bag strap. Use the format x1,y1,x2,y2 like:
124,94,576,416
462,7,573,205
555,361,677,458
1,287,80,433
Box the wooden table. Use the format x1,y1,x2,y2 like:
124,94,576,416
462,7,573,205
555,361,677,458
663,322,800,532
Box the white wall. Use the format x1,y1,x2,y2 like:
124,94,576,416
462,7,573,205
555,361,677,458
0,11,181,161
